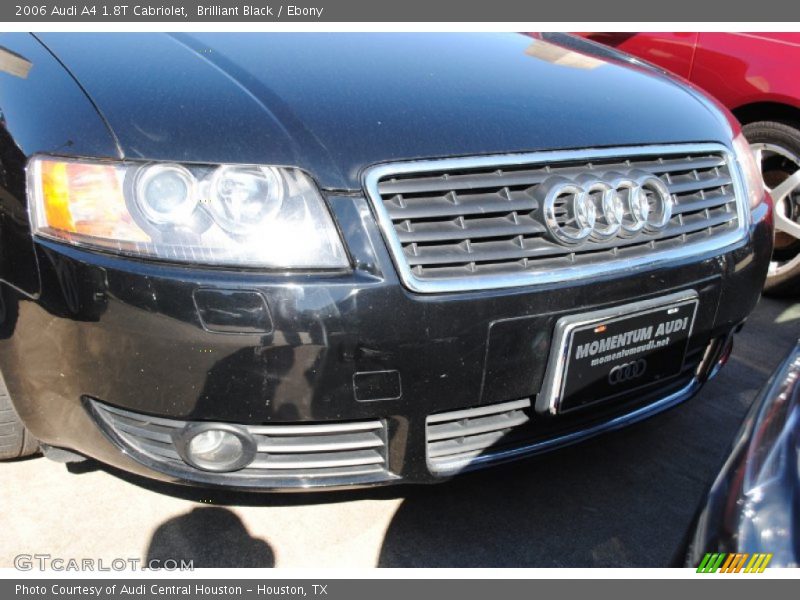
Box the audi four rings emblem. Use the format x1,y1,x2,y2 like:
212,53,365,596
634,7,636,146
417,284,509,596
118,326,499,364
539,171,674,245
608,359,648,385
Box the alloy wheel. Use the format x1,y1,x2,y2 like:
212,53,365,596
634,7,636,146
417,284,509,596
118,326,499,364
751,142,800,278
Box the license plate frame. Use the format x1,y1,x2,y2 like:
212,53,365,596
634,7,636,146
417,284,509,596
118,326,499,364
536,290,699,415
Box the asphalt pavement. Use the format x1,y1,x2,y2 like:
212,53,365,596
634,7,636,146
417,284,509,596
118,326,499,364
1,296,798,568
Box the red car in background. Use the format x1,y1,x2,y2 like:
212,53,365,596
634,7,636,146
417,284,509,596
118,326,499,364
579,33,800,295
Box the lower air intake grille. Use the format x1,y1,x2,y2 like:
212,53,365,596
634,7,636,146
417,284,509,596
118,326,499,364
426,398,531,473
89,400,394,487
364,144,746,293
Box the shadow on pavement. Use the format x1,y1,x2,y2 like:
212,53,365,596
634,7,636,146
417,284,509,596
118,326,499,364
146,507,275,568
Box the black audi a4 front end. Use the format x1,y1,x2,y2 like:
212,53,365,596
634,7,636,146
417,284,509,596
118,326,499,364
0,33,773,490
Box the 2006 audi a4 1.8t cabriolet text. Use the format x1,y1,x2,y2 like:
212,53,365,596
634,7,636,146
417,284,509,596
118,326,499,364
0,33,773,490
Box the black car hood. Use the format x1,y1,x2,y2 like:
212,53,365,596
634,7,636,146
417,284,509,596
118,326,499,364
37,32,734,190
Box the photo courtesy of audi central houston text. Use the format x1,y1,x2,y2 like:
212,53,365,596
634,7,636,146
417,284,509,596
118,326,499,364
0,32,775,492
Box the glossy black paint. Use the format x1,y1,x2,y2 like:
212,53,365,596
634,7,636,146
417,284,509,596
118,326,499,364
33,33,736,190
0,32,773,489
0,34,120,296
193,289,274,334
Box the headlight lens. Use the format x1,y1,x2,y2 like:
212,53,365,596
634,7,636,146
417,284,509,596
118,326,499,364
28,157,349,269
208,165,284,235
732,132,766,210
134,164,198,226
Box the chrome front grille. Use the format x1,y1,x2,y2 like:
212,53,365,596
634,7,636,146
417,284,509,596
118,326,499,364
426,398,531,473
89,400,394,486
364,144,747,293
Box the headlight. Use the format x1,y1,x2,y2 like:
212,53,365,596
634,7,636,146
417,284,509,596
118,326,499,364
134,163,199,226
732,132,766,210
27,157,349,269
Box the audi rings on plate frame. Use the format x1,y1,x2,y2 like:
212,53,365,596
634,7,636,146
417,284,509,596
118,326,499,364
608,358,648,385
539,172,674,246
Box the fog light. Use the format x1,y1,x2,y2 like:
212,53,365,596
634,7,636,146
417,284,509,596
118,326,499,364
176,424,256,472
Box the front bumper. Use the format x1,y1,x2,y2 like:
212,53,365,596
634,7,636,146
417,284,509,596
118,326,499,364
0,193,773,490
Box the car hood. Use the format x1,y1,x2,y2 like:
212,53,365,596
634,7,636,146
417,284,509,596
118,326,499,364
37,32,734,190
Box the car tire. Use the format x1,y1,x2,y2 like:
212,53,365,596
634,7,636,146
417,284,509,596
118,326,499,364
0,369,38,460
743,120,800,296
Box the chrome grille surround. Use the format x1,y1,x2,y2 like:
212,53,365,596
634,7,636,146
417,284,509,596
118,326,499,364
363,143,749,293
88,399,396,488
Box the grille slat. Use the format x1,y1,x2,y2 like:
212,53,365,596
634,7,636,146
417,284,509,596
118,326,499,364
249,449,386,470
395,214,546,244
99,404,183,429
427,409,530,441
113,419,176,444
253,431,384,453
385,192,538,220
247,421,382,435
666,175,732,194
380,171,548,196
428,430,511,459
377,155,728,196
427,398,531,423
131,436,183,461
664,211,738,236
639,155,727,173
426,399,532,471
244,464,388,478
405,237,565,266
672,193,736,215
366,145,745,292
